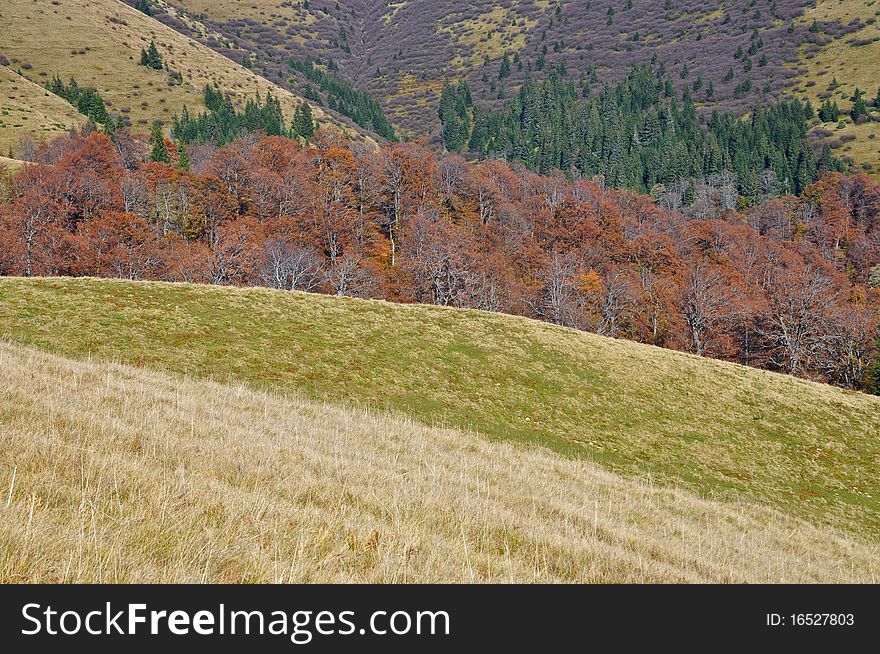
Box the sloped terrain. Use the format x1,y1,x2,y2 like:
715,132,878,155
166,0,815,140
795,0,880,173
154,0,880,171
0,0,369,157
1,277,878,539
1,341,876,583
0,67,84,157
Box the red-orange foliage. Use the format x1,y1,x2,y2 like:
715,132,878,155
1,131,878,390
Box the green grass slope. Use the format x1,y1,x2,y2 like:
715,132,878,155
1,277,878,538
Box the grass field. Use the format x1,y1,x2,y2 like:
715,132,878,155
1,341,876,583
1,277,878,540
0,67,84,158
0,0,366,154
0,155,26,174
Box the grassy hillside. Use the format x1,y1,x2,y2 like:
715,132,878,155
1,277,879,539
1,341,876,582
0,156,26,174
795,0,880,173
0,67,84,157
0,0,367,157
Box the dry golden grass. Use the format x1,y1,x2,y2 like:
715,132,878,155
176,0,319,27
437,4,539,71
0,155,26,173
1,341,876,583
796,0,880,172
0,0,368,144
382,2,410,27
0,66,84,158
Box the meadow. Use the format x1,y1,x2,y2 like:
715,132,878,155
1,341,876,583
796,0,880,173
0,0,364,158
1,277,878,539
0,67,83,157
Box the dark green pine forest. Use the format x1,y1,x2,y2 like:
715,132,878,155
171,85,317,146
45,76,117,131
441,65,843,200
288,58,397,141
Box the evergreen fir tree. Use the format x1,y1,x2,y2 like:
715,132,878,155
45,75,112,128
177,143,190,170
150,123,170,163
288,59,395,140
438,81,473,152
818,99,840,122
850,88,868,122
140,41,163,70
456,65,837,199
292,102,316,139
499,52,511,79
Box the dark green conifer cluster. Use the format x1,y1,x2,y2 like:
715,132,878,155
288,59,396,140
443,65,843,200
172,85,315,145
140,41,164,71
46,75,116,130
134,0,152,16
438,81,472,153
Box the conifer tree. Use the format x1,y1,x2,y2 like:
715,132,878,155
499,52,511,79
292,102,316,139
818,99,840,122
850,88,867,122
150,123,170,163
457,65,840,199
177,143,190,170
140,41,163,70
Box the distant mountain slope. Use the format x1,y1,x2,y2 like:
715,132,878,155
795,0,880,173
159,0,880,172
0,67,84,157
0,0,371,157
2,277,879,539
2,341,877,582
166,0,814,139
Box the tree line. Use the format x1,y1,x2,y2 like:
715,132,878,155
1,127,878,392
45,76,120,132
440,65,844,201
171,85,316,146
289,58,397,141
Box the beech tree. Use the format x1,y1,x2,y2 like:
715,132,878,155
1,129,878,391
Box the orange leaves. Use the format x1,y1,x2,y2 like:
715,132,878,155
578,269,603,296
71,210,162,280
0,129,878,389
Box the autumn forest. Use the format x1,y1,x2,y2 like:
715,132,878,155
2,126,878,392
